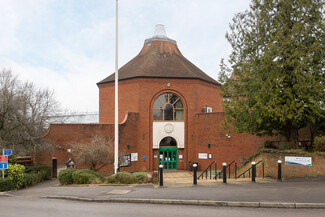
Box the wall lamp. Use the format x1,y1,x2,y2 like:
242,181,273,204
226,134,231,139
127,144,130,150
208,143,211,148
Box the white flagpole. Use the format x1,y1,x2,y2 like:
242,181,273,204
114,0,119,174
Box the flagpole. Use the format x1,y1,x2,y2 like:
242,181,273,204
114,0,119,174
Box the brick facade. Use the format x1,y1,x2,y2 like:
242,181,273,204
41,25,314,174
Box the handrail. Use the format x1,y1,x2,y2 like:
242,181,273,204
198,160,217,180
237,160,264,179
215,160,237,179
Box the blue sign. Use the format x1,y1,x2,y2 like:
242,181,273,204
142,155,146,160
0,163,8,169
4,149,12,156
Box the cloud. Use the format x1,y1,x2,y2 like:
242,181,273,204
0,0,251,113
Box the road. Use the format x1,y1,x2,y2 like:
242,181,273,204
0,197,324,217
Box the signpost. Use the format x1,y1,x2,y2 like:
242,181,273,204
1,149,12,179
0,155,8,179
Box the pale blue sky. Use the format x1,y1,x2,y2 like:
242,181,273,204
0,0,251,112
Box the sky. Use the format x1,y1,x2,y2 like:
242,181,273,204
0,0,251,113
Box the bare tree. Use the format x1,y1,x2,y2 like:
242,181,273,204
70,135,113,171
0,69,63,154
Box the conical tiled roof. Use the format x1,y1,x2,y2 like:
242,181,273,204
98,25,220,85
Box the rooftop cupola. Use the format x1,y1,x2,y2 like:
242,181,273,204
97,25,219,86
145,24,176,44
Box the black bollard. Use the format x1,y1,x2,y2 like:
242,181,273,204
277,160,282,181
193,163,197,185
252,162,256,183
222,163,227,184
159,164,164,187
52,158,57,178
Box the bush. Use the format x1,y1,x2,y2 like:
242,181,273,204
58,168,77,185
22,173,39,187
8,155,17,164
0,178,15,191
5,164,25,190
25,165,52,181
72,170,103,184
135,174,147,184
106,172,138,184
58,169,104,185
314,136,325,152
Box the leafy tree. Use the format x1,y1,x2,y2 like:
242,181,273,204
219,0,325,148
0,69,63,154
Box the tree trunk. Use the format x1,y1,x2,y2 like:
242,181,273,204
285,123,299,149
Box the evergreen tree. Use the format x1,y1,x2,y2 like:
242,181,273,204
219,0,325,148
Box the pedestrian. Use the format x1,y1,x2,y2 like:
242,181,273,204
65,158,72,168
69,161,75,168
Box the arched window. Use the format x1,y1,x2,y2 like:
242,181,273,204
153,93,184,121
159,137,177,147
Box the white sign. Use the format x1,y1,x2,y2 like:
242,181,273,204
198,153,208,159
179,155,183,159
154,155,157,158
285,156,312,166
131,153,138,162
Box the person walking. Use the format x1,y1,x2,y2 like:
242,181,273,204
65,158,72,168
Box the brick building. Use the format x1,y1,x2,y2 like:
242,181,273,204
42,25,272,173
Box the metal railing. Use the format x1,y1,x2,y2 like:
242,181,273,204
198,160,217,180
215,160,237,180
237,160,264,179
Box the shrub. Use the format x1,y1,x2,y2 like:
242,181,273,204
0,178,15,191
72,170,103,184
5,164,25,189
8,155,17,164
22,173,39,187
58,169,104,185
25,165,52,181
135,174,147,184
314,136,325,152
58,168,77,185
106,172,138,184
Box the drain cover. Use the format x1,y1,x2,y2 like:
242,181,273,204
107,190,131,195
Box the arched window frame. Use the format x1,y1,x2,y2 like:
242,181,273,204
153,92,184,121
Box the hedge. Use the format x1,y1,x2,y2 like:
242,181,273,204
25,165,52,181
106,172,140,184
0,164,52,192
58,169,104,185
0,179,15,191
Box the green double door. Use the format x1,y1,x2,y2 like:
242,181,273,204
159,147,177,170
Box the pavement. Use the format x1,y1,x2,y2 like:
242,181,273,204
1,171,325,209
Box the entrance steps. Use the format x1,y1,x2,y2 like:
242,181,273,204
163,171,216,186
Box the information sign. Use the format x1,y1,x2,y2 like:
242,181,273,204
0,163,8,169
120,154,131,167
4,149,12,155
131,153,138,162
198,153,208,159
285,156,312,166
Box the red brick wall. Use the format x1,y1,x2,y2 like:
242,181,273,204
39,113,139,175
238,153,325,178
98,80,139,124
98,77,224,172
195,112,265,170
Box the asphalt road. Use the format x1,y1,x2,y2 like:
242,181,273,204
0,197,324,217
